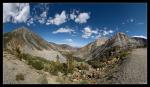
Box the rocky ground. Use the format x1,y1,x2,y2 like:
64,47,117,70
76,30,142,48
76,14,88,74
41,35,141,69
3,51,48,84
97,48,147,84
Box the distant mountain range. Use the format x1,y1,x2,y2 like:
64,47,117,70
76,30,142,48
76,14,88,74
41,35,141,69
49,42,78,52
3,27,147,62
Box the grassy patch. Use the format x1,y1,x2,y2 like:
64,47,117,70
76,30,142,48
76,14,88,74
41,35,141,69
80,79,89,84
31,61,44,70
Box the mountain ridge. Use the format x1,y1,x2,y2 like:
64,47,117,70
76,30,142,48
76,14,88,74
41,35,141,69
3,26,147,62
3,27,67,62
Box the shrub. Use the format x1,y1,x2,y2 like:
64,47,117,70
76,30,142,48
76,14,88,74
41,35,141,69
88,60,106,69
22,53,32,61
48,62,58,75
28,59,34,65
46,60,72,75
59,63,68,75
48,61,68,75
44,64,50,72
14,47,22,60
65,53,75,74
119,51,129,59
16,73,24,81
76,62,89,70
32,61,44,70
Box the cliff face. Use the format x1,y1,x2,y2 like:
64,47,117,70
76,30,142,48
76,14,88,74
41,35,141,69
74,37,108,59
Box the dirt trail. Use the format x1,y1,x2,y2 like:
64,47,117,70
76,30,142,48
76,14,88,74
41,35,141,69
111,48,147,84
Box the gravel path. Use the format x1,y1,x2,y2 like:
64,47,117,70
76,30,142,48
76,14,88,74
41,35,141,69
111,48,147,84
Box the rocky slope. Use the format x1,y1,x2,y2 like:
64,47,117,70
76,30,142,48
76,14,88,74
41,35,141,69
3,27,66,62
74,32,147,60
74,37,108,59
3,51,48,84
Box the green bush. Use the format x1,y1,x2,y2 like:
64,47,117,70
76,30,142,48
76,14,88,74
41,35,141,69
76,62,89,70
119,51,129,59
88,60,106,69
47,61,68,75
28,59,34,65
16,73,24,81
59,63,68,75
45,59,72,75
65,53,75,74
44,64,50,72
48,61,58,75
14,47,22,60
32,61,44,70
22,53,32,61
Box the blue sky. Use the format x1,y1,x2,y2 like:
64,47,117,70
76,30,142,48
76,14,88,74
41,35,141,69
3,3,147,47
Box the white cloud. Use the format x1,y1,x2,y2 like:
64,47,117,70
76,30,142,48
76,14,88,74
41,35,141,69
92,30,98,34
103,31,109,36
38,18,46,24
95,33,102,39
46,17,52,25
103,30,114,36
52,27,74,34
126,30,129,33
91,36,95,39
109,30,113,33
65,39,73,43
38,11,48,24
103,30,113,36
75,12,90,24
130,18,134,22
82,27,114,39
70,11,77,20
95,29,114,39
82,26,98,39
27,18,34,26
132,35,147,39
47,11,67,25
126,18,134,23
40,11,47,18
122,22,125,24
3,3,30,23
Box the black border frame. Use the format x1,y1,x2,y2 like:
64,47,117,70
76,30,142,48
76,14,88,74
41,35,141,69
1,0,149,87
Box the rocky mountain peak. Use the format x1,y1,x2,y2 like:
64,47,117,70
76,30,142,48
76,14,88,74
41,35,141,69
12,26,31,33
95,37,108,47
110,32,129,47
